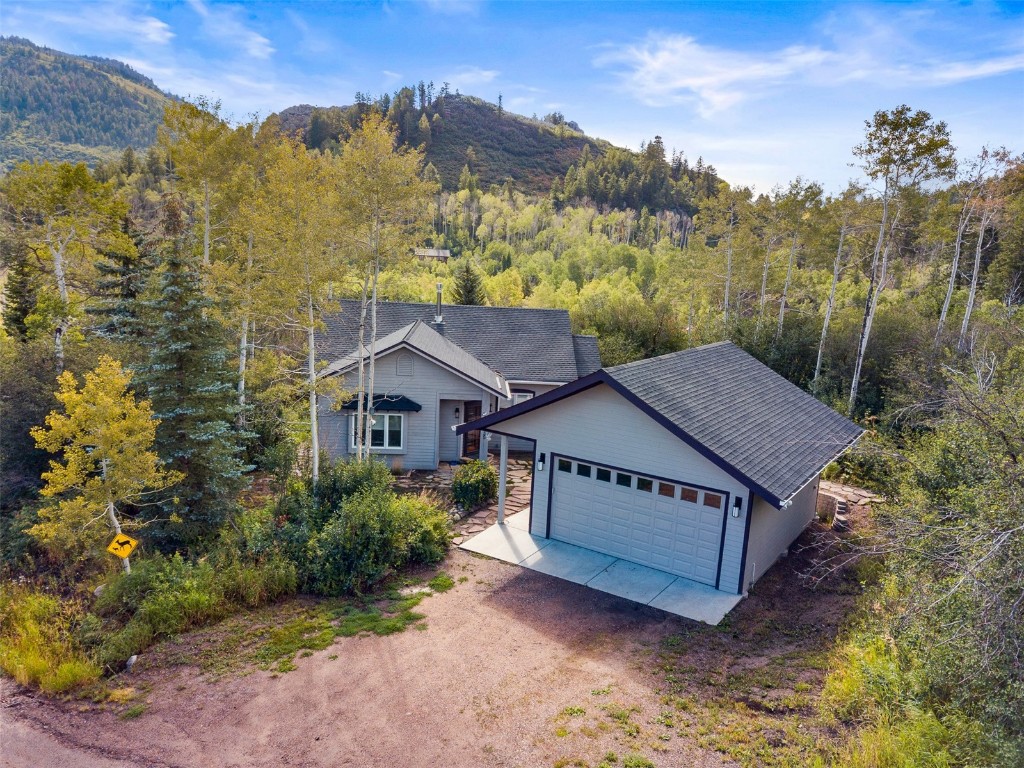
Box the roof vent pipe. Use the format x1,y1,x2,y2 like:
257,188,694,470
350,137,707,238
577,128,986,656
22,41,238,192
434,282,443,324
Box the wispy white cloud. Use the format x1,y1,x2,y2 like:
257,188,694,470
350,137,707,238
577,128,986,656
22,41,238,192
186,0,273,60
445,65,499,90
5,1,174,46
596,8,1024,118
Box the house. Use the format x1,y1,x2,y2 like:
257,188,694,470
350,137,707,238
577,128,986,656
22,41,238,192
315,289,601,470
457,342,863,595
413,248,451,263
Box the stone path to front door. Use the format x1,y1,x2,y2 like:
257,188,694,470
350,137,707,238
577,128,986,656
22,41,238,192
451,456,534,543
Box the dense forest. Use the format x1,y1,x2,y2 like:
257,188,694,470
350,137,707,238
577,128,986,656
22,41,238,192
1,95,1022,766
0,37,170,171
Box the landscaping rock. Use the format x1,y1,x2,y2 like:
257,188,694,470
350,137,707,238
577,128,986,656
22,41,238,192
125,655,138,673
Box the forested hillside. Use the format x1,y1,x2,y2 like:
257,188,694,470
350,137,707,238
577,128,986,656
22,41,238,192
2,94,1022,766
0,37,170,171
281,86,719,198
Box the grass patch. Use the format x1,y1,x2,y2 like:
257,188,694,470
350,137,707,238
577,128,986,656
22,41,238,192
0,586,101,693
427,572,455,592
119,703,147,719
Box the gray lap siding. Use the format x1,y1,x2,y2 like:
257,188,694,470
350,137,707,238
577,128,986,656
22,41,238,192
318,348,490,470
741,478,818,592
488,383,751,594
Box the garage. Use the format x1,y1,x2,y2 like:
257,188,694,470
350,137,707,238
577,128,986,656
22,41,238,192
550,455,727,586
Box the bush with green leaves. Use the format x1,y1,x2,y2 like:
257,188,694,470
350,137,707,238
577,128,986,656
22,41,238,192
304,486,449,596
257,458,450,597
451,459,498,509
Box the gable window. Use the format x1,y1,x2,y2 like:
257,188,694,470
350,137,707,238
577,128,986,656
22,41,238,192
350,413,404,451
396,353,414,376
511,391,534,406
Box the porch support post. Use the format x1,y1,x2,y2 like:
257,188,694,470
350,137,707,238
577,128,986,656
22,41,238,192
478,398,491,461
497,434,508,525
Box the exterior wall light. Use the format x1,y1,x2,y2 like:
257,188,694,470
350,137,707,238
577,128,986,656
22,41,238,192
732,497,743,518
537,453,546,472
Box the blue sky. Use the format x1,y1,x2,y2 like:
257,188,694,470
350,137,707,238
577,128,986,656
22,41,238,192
3,0,1022,193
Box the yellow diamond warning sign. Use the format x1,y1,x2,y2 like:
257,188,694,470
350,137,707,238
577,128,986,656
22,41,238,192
106,534,138,559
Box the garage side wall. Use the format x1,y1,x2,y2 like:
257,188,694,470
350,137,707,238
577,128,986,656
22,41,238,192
742,477,819,592
491,383,751,593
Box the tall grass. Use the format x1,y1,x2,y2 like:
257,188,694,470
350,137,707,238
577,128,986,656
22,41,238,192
0,586,100,692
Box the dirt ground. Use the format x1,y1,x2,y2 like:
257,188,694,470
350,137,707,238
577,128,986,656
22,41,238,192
1,514,866,768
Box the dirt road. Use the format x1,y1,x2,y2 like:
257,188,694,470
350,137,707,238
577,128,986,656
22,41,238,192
2,531,858,768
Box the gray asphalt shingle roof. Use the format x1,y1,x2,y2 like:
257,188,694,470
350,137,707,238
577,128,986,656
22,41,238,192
572,335,602,377
320,320,510,398
606,342,863,504
319,300,593,383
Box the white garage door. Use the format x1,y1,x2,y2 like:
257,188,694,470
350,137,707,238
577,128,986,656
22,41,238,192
550,456,727,586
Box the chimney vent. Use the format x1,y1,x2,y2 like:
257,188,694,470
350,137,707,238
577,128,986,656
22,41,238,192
434,282,443,324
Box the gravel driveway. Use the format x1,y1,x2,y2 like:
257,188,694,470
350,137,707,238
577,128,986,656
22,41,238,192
2,519,861,768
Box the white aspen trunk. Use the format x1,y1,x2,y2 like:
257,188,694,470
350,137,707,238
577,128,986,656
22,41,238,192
307,294,319,484
957,210,991,353
849,198,890,414
849,202,899,415
203,180,211,267
49,225,73,371
101,459,130,574
758,245,771,328
936,198,976,346
776,235,798,341
723,221,734,327
355,273,369,461
237,234,253,421
237,317,248,423
363,255,381,457
813,226,846,392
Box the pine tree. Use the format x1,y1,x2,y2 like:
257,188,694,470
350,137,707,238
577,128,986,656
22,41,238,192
452,260,484,305
1,236,37,340
87,219,151,343
138,197,249,550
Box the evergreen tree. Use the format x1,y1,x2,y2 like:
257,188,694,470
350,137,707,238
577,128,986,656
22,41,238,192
87,219,151,343
139,197,249,550
1,235,37,340
451,260,484,305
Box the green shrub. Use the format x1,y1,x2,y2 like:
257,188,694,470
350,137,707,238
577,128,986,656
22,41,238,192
310,458,393,527
304,487,450,596
394,493,450,564
0,586,100,692
451,460,498,509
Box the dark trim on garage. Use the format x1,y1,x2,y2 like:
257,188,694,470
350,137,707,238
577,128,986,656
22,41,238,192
735,489,755,595
713,492,733,591
458,370,785,507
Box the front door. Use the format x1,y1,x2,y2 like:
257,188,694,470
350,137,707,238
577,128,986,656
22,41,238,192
462,401,482,458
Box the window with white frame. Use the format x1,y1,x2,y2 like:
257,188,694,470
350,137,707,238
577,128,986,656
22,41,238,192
350,413,404,450
511,391,534,406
